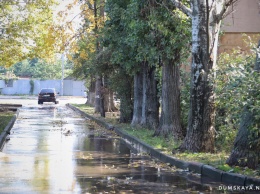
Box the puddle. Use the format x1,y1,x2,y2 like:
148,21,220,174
0,105,232,193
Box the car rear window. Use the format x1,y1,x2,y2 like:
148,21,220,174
40,88,55,94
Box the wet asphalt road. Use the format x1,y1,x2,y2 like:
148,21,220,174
0,97,221,193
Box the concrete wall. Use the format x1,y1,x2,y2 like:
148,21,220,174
0,80,5,89
0,79,86,96
63,80,73,96
63,80,86,96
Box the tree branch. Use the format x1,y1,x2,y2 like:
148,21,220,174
212,0,238,24
169,0,192,18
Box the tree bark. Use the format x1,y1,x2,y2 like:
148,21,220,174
118,72,133,123
93,0,105,117
109,89,118,112
102,76,117,112
103,87,110,112
155,58,184,139
95,75,105,117
140,63,159,130
226,108,258,169
119,90,133,123
87,76,96,105
131,68,143,126
180,0,222,152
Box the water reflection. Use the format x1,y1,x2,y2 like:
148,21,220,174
0,105,225,193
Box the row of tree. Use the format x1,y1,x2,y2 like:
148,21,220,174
6,58,73,80
69,0,259,169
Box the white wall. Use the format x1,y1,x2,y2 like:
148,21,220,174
0,79,86,96
0,80,5,89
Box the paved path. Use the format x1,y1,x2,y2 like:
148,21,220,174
0,99,220,193
0,103,90,193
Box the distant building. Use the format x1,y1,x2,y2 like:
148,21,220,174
219,0,260,53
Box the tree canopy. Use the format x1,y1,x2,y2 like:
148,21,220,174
0,0,59,67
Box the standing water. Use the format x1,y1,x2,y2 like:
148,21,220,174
0,104,223,193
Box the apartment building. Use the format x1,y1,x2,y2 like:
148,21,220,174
219,0,260,53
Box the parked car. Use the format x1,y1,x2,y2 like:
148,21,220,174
38,88,59,104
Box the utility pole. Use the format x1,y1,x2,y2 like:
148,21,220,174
60,53,65,96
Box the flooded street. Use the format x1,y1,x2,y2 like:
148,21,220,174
0,98,221,193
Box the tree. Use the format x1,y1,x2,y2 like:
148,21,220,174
226,40,260,169
0,0,58,67
124,0,160,130
101,0,134,122
62,0,108,114
102,0,190,135
148,1,190,139
9,58,73,79
169,0,238,152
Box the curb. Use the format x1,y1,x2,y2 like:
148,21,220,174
0,110,19,150
67,104,260,186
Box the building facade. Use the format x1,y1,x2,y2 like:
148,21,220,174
219,0,260,53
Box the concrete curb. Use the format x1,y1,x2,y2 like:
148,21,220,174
0,110,19,150
67,104,260,186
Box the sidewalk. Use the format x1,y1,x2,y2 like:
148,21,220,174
67,104,260,188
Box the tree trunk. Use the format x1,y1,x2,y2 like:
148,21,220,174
118,72,133,123
226,108,258,169
140,63,159,130
131,68,143,126
103,88,118,112
119,89,133,123
226,40,260,169
155,58,184,139
102,76,110,112
109,89,118,112
95,75,105,117
103,87,110,112
180,0,221,152
87,76,96,105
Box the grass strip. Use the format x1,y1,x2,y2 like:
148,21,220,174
72,103,260,178
0,112,14,134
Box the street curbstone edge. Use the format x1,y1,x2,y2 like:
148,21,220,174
67,104,260,187
0,109,20,150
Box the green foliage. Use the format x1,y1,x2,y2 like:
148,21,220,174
0,0,58,67
148,4,191,61
72,104,95,115
0,112,14,134
123,125,179,152
0,70,17,81
180,69,190,128
109,67,133,122
8,58,73,80
215,40,259,152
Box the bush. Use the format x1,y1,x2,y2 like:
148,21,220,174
215,44,259,152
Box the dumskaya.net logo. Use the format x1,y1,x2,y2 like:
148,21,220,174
218,185,260,191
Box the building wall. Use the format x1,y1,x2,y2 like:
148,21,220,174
0,79,86,96
219,33,260,53
222,0,260,33
219,0,260,53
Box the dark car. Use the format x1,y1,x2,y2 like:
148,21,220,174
38,88,59,104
